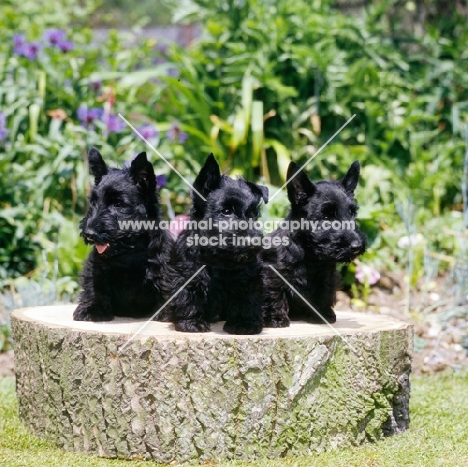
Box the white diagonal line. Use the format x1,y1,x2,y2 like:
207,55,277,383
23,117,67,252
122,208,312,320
118,265,206,352
269,265,357,354
118,113,206,201
269,114,356,202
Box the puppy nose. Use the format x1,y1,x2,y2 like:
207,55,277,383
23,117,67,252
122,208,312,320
83,228,97,239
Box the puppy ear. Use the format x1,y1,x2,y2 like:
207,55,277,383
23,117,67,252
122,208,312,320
88,147,108,185
286,161,315,206
247,181,269,204
193,153,221,199
130,152,156,193
341,160,360,195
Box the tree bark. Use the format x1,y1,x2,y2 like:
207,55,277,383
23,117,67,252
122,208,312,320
12,305,412,462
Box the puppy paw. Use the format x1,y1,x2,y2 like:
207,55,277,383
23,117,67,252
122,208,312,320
73,304,114,322
263,316,290,328
223,320,263,335
155,310,171,322
174,319,210,333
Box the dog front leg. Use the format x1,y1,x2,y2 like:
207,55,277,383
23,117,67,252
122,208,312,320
73,258,114,322
222,275,264,335
262,266,290,328
169,268,211,333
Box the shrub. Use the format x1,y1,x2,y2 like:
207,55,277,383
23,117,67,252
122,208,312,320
1,0,468,304
0,1,187,290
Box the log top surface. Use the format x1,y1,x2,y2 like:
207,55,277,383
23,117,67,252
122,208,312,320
12,305,410,341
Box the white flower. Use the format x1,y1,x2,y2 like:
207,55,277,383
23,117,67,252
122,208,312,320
397,233,424,249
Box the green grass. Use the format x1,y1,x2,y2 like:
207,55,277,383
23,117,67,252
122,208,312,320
1,373,468,466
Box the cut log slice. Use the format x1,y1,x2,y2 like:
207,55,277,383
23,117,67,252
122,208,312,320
11,305,412,462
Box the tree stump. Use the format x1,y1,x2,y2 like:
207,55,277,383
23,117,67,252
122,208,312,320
11,305,412,462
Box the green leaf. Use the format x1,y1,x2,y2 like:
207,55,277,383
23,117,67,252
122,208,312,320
251,101,263,166
28,103,41,142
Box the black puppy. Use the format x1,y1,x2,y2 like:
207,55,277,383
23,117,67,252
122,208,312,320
164,153,269,334
262,161,366,327
73,148,172,321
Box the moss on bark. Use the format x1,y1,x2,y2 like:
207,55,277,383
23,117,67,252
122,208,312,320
12,307,412,462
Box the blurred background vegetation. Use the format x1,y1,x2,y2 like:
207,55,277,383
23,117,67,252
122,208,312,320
1,0,468,359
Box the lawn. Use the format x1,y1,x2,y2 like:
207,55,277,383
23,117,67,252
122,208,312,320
1,373,467,467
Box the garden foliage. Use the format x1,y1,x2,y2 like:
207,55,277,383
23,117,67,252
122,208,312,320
0,0,467,306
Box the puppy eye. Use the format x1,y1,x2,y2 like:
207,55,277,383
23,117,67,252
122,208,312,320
222,207,233,216
322,206,335,219
113,201,126,208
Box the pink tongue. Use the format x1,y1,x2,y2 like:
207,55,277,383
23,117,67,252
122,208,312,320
96,244,109,254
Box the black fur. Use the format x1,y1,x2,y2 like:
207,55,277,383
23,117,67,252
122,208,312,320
73,148,173,321
262,161,366,327
164,153,269,334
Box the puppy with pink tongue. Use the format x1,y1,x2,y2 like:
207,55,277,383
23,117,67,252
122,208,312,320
73,148,173,322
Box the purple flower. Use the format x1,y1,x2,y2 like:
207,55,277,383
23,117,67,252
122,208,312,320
103,113,125,134
77,104,103,127
152,56,165,65
156,174,167,187
90,80,102,91
77,104,87,122
12,34,41,60
167,123,188,144
42,29,74,52
88,108,103,120
167,67,180,78
138,123,159,140
25,42,41,60
355,264,380,285
13,34,25,51
15,41,41,60
57,40,74,52
43,29,67,45
0,112,10,143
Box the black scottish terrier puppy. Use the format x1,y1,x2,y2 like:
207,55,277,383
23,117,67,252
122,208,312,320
73,148,172,322
262,161,366,327
164,153,269,334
